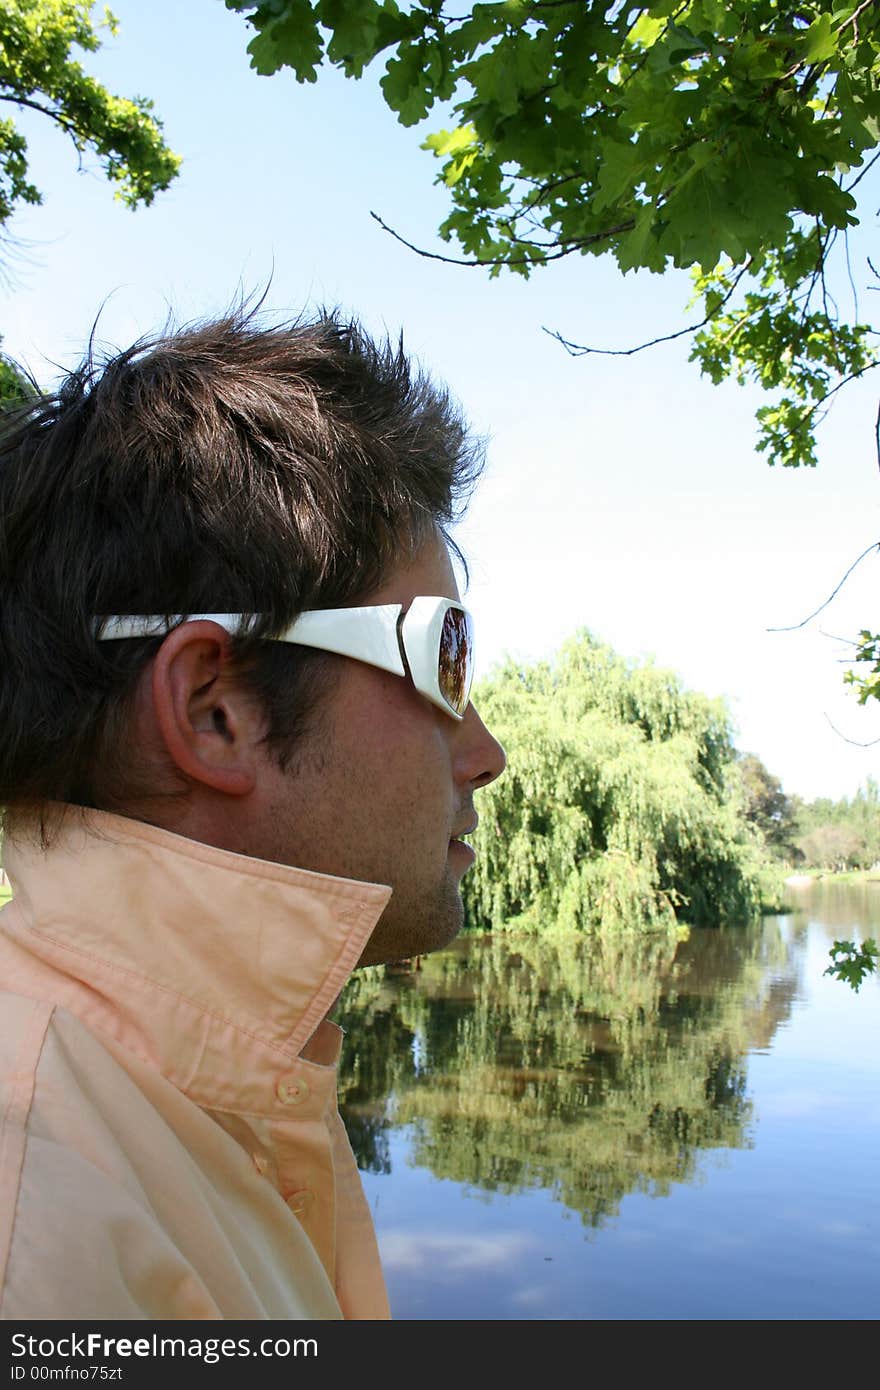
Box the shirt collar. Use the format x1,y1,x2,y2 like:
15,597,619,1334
1,805,392,1104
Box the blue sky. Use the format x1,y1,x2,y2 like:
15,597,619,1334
4,0,880,800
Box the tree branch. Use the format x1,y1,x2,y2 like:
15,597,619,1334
800,358,880,431
844,146,880,195
369,210,633,267
517,172,586,219
800,222,834,325
543,262,750,358
836,0,878,40
846,228,861,326
823,713,880,748
0,93,77,137
767,540,880,632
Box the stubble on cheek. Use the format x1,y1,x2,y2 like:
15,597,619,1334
351,768,465,966
271,677,462,962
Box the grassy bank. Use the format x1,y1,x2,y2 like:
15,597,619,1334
784,868,880,885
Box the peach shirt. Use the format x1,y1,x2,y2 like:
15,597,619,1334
0,806,393,1320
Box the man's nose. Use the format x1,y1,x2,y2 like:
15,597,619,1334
457,702,506,788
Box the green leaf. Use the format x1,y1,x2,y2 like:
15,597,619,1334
423,123,478,159
616,204,664,274
825,938,879,991
593,139,645,214
381,41,434,124
242,1,323,78
626,12,666,50
802,13,837,65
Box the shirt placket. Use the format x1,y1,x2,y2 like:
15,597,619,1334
268,1063,338,1286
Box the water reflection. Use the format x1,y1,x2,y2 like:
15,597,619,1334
337,918,801,1229
785,875,880,936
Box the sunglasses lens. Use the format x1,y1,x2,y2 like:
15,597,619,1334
438,606,473,716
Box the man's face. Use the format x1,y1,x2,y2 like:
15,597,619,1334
255,531,506,965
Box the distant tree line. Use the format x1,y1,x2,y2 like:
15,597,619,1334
738,757,880,872
724,756,880,988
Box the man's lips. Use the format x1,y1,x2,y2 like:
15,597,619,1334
450,819,478,844
449,820,478,864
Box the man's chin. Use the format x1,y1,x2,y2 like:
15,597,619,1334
355,889,464,968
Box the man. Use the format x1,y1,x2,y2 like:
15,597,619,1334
0,309,505,1319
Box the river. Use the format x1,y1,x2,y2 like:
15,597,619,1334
336,880,880,1320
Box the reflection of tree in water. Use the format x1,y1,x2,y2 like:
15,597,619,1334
337,918,800,1226
786,878,880,937
336,972,418,1174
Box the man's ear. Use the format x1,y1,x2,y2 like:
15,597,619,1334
150,621,261,796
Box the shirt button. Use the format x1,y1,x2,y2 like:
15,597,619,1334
286,1188,314,1216
276,1074,309,1106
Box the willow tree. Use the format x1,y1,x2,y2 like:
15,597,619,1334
461,631,766,933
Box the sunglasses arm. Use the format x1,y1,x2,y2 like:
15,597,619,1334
96,607,408,680
280,605,407,677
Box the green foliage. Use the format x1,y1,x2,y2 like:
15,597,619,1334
790,782,880,984
226,0,880,470
460,630,766,934
844,629,880,705
690,240,877,470
794,776,880,869
825,936,879,990
798,820,864,869
0,0,180,232
737,751,798,858
0,342,32,406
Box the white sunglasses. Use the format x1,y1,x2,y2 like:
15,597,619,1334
96,595,475,720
